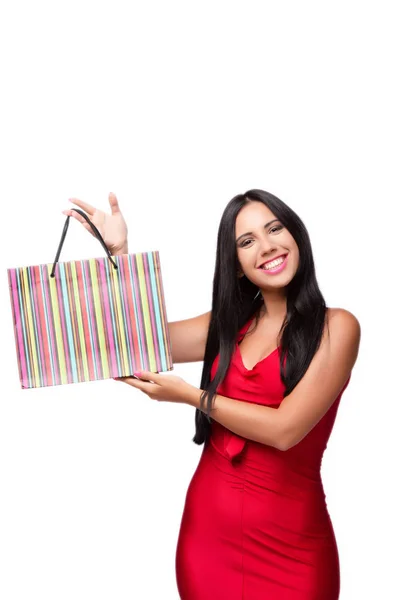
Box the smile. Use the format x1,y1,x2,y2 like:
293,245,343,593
258,254,288,274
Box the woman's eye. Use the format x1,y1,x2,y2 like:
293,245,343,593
240,225,283,247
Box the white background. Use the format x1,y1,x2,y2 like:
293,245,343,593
0,1,399,598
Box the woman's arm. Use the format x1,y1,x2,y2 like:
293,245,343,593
188,387,285,449
187,309,360,451
167,312,212,363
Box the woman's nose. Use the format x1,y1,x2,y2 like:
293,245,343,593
259,237,277,254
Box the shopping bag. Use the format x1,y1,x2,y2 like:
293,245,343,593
7,208,173,389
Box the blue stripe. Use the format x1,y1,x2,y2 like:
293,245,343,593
40,265,56,385
81,261,99,379
59,263,78,382
104,257,123,374
115,256,134,373
128,255,145,368
148,252,166,371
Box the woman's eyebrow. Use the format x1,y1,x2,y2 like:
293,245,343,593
236,219,279,243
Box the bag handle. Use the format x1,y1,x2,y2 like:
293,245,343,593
50,208,119,278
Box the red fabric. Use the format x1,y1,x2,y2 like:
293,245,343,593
175,315,351,599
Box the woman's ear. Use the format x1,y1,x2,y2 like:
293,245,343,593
236,259,244,278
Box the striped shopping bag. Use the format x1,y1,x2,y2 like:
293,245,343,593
7,209,173,389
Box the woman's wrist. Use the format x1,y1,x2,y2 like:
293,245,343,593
111,243,128,256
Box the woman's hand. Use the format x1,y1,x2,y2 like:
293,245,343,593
62,192,128,255
113,371,199,406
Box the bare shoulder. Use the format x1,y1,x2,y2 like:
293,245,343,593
325,307,361,353
326,306,361,329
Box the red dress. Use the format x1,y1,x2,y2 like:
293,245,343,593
175,314,352,599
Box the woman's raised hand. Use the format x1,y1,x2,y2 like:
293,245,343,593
62,192,128,255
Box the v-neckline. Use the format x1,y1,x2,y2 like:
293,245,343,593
236,316,281,373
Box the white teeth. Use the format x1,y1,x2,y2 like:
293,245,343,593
261,256,285,270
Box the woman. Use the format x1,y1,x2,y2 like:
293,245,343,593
64,189,360,599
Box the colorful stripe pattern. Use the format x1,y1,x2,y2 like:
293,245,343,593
7,252,173,389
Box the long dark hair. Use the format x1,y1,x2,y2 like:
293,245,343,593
193,189,329,445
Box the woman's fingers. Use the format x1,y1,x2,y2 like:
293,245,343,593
67,193,121,217
62,209,94,235
68,197,96,215
108,192,121,215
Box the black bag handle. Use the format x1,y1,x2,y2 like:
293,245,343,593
50,208,119,278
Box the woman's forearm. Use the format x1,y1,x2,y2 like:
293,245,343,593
186,386,285,450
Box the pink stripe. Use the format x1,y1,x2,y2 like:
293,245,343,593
42,265,60,385
30,266,46,386
83,260,101,377
153,254,167,355
134,255,148,368
118,256,135,371
66,262,82,381
143,253,161,370
76,261,95,381
55,268,72,383
35,267,51,386
126,256,139,363
151,252,163,370
98,258,117,373
9,269,29,387
124,255,141,368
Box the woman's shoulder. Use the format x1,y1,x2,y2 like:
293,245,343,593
325,306,361,336
326,306,359,321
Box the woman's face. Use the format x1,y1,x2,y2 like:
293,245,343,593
235,201,300,290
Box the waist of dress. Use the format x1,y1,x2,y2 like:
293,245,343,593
209,421,324,488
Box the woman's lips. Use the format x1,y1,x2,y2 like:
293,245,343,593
259,254,288,275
